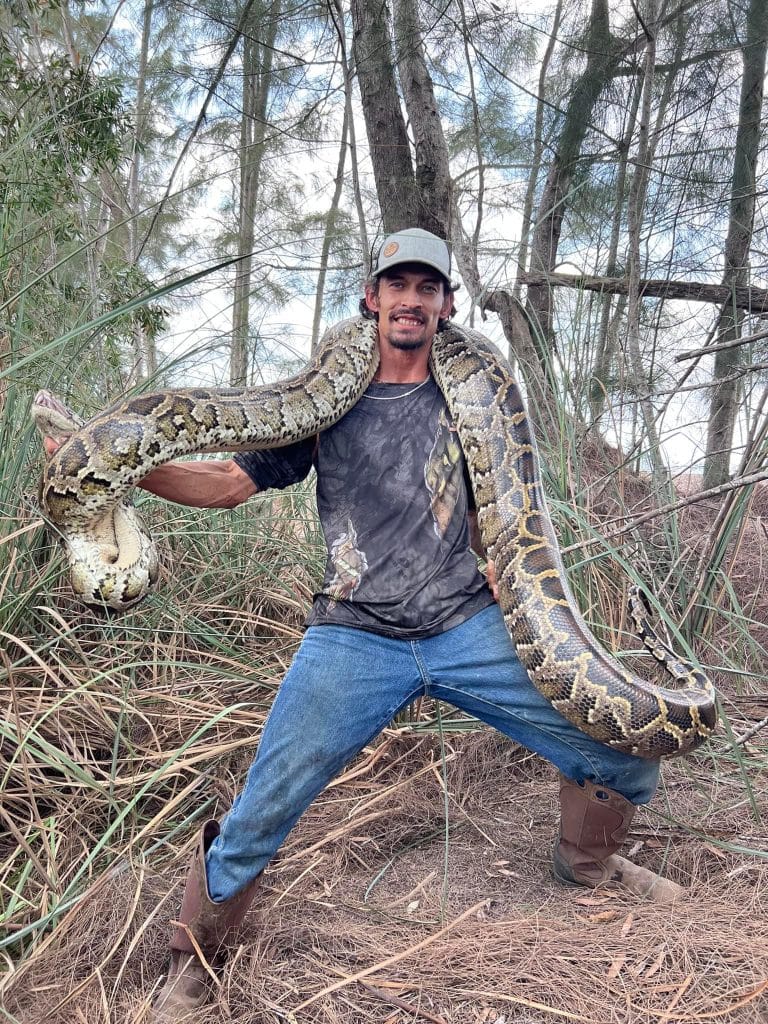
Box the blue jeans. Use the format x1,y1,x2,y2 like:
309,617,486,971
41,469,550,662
205,603,660,901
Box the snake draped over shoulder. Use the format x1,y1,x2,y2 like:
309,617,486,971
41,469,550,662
34,316,717,758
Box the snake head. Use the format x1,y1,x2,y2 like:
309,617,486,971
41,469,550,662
32,389,86,444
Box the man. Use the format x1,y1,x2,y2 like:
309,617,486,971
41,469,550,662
48,229,678,1020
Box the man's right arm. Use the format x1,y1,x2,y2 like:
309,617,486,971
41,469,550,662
42,435,315,509
139,459,258,508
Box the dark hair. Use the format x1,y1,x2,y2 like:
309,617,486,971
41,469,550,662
358,271,457,326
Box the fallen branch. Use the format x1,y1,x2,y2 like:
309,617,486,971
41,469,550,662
733,715,768,746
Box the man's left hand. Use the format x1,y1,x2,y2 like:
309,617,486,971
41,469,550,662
486,560,499,601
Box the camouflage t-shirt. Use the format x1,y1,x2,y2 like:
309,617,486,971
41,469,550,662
235,376,494,638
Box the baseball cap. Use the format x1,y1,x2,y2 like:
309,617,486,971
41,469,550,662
372,227,453,283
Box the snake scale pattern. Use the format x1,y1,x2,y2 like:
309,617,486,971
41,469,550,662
35,316,717,758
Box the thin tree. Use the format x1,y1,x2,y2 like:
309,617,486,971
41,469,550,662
622,0,669,489
231,1,281,386
524,0,623,357
514,0,563,302
126,0,156,381
703,0,768,488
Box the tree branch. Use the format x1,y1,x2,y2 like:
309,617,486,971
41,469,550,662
676,326,768,362
519,271,768,312
561,467,768,555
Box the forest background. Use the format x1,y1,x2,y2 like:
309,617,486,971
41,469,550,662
1,1,768,1022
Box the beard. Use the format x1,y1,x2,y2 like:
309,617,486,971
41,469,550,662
387,312,429,350
389,333,428,351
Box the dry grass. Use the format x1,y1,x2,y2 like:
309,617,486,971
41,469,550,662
3,731,767,1024
2,479,767,1024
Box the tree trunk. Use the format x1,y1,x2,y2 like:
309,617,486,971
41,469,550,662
311,99,349,352
589,68,641,422
703,0,768,488
456,0,488,327
126,0,155,381
392,0,452,238
230,1,280,386
592,4,686,417
623,0,669,489
329,0,368,261
514,0,563,301
350,0,418,235
139,0,259,258
525,0,622,354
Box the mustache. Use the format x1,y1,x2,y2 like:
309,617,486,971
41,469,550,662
390,308,425,323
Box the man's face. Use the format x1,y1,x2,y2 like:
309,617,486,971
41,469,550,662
365,265,452,352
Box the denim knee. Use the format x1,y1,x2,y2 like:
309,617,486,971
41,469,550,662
585,754,660,805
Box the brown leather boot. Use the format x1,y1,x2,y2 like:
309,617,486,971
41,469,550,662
151,820,261,1021
552,776,683,903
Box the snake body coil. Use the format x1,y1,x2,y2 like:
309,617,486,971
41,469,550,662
35,316,716,757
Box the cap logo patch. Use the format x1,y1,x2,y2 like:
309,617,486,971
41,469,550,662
383,242,399,258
